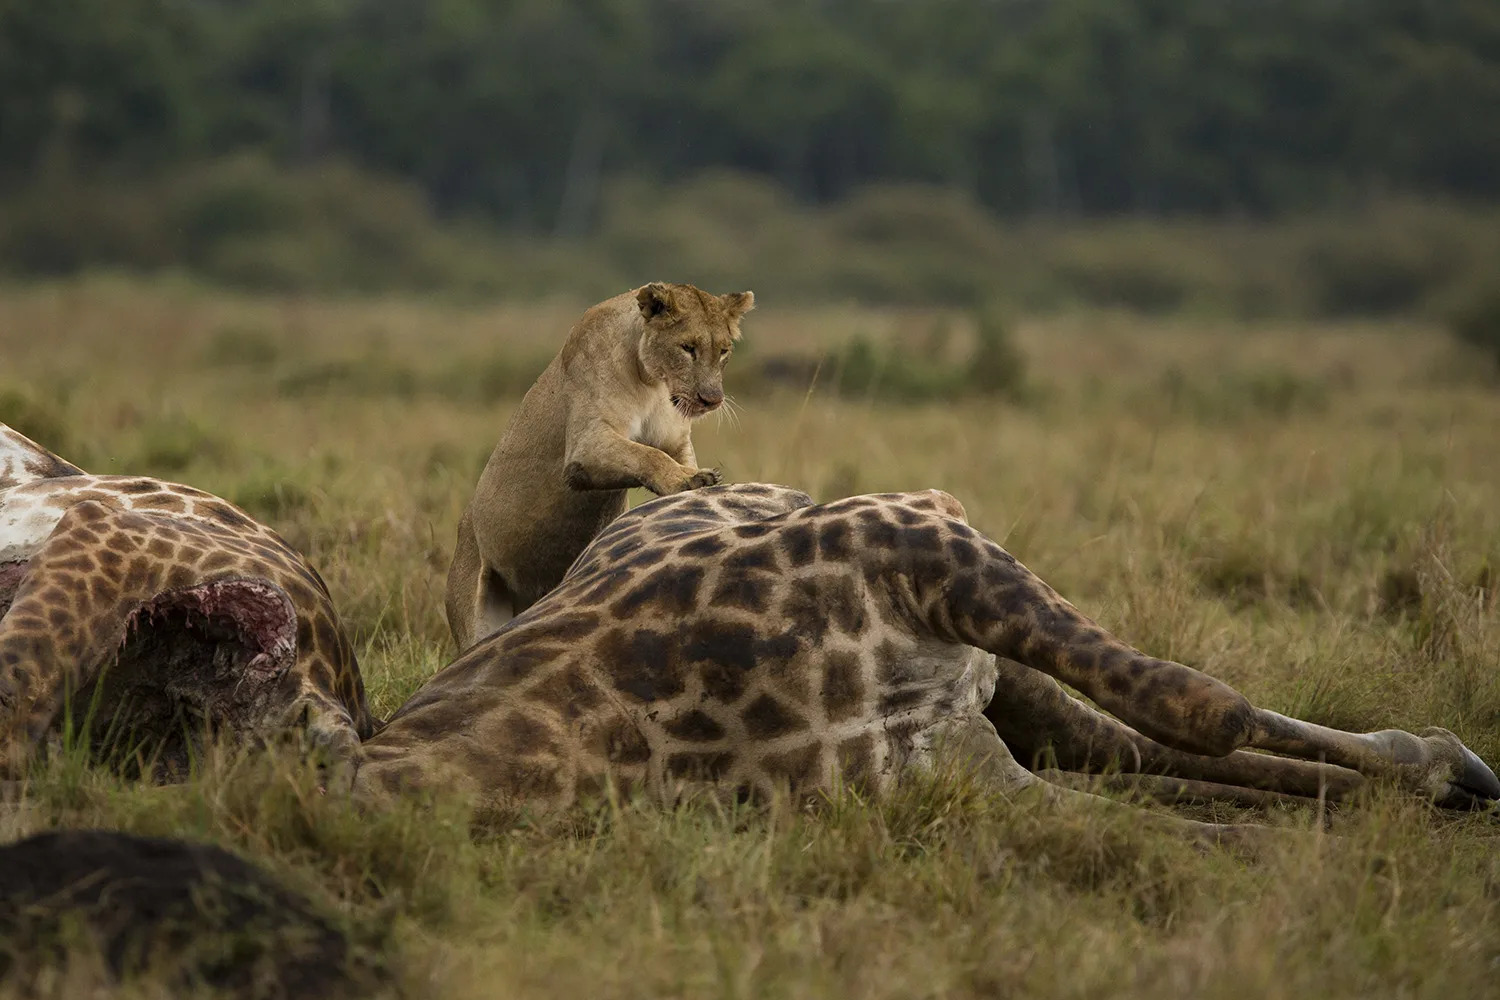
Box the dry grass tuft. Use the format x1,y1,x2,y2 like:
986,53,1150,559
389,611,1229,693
1,279,1498,996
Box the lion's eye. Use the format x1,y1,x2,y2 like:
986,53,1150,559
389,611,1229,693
681,344,696,358
719,349,730,360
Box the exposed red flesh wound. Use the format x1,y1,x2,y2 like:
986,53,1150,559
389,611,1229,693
121,579,297,676
0,560,27,618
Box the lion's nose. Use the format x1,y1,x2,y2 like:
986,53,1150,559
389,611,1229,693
697,390,723,408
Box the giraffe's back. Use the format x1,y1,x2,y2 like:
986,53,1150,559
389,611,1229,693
357,485,995,808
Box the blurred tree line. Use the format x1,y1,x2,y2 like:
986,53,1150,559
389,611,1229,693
4,0,1499,232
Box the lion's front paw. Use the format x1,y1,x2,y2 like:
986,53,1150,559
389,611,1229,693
684,467,723,490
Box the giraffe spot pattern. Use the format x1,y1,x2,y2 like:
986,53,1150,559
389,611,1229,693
821,650,865,721
836,733,876,785
667,750,734,781
610,565,705,618
12,475,1219,818
740,693,807,739
602,627,685,702
761,743,823,788
528,666,604,720
662,709,726,742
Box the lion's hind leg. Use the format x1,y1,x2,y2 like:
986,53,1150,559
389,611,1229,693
445,509,517,651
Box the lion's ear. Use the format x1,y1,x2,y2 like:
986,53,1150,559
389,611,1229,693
637,283,679,322
721,290,754,320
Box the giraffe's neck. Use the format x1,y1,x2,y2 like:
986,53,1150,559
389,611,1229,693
0,488,68,565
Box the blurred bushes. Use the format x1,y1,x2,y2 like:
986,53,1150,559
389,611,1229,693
270,351,549,405
0,156,527,295
610,180,1500,317
1447,283,1500,370
1296,202,1494,317
2,162,1498,318
965,303,1028,398
127,416,239,475
1156,367,1332,424
276,358,422,400
201,323,282,369
10,0,1500,223
739,304,1030,404
0,386,73,455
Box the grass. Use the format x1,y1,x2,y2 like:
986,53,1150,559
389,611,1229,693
1,277,1499,996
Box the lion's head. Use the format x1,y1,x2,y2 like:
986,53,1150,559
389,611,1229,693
635,282,754,418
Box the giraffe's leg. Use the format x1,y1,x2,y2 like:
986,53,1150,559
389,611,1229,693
984,656,1366,802
905,522,1500,808
1033,769,1313,809
946,712,1286,849
1244,710,1500,808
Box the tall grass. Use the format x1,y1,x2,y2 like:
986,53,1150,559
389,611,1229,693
1,281,1498,996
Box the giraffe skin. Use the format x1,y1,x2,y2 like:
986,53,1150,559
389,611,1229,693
3,423,1496,830
0,425,374,777
353,483,1500,822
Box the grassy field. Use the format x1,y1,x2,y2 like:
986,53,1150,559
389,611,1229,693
1,276,1499,997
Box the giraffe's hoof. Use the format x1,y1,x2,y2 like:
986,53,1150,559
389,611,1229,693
1422,728,1500,809
1443,746,1500,810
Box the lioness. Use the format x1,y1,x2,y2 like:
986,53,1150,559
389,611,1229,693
444,282,753,650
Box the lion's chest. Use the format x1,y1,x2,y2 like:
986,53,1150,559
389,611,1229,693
628,397,685,451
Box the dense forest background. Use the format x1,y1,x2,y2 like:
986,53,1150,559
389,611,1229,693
2,0,1498,312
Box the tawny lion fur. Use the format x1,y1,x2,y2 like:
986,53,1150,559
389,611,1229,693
445,282,753,651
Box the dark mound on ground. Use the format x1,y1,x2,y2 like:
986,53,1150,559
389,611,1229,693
0,829,387,997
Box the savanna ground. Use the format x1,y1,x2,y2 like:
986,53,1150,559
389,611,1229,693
1,276,1499,998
